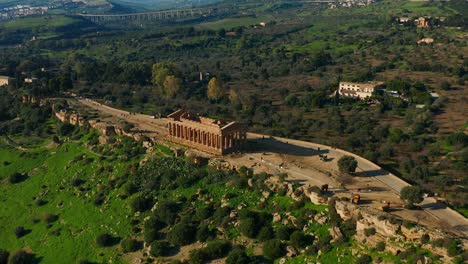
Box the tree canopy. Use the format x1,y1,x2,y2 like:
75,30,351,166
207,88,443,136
207,77,223,101
338,155,358,174
400,186,424,206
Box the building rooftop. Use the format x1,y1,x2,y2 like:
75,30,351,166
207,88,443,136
168,110,239,131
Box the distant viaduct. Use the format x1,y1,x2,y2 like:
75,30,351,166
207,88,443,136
77,7,223,23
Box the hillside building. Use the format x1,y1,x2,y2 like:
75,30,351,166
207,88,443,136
416,17,432,28
0,76,12,86
338,81,383,99
167,110,247,155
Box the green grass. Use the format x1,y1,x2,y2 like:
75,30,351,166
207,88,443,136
197,16,271,30
0,15,79,30
0,141,134,263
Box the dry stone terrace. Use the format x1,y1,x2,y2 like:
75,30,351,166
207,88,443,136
167,110,247,155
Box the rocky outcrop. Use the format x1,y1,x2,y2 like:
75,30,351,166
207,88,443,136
329,226,343,242
335,200,359,221
334,200,466,261
356,210,401,237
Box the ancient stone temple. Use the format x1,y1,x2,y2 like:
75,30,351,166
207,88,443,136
167,110,247,155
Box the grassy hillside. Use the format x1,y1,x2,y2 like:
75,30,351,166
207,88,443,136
0,138,138,263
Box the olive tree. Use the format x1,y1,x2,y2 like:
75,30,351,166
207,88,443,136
400,186,424,207
338,155,358,174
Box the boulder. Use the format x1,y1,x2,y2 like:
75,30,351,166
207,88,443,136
286,246,298,257
328,226,343,242
335,200,357,221
309,192,326,204
273,213,281,223
314,213,328,225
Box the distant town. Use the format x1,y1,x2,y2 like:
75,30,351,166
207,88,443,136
0,0,110,21
0,0,378,21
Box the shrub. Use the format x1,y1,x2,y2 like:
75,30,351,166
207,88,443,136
150,240,172,257
124,181,138,195
355,254,372,264
376,241,386,252
8,173,26,184
447,240,462,257
196,224,213,242
226,248,250,264
129,195,153,213
144,216,166,232
364,227,376,236
7,250,33,264
337,156,358,174
168,221,196,246
238,218,258,238
144,227,161,244
121,238,140,253
189,249,207,264
421,234,430,244
194,205,213,220
257,226,274,241
275,226,292,241
155,200,179,225
203,240,231,259
42,213,58,224
0,248,9,264
34,198,46,206
263,239,285,260
96,233,115,247
290,231,310,249
400,186,423,207
14,226,28,238
71,178,85,187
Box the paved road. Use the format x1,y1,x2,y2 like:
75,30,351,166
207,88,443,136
72,98,468,237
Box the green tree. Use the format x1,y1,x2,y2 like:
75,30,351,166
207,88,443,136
400,186,424,207
337,156,358,174
226,248,250,264
263,239,285,260
163,75,182,98
168,221,196,246
196,224,213,242
238,218,257,238
96,233,115,247
355,254,372,264
290,231,309,249
257,226,274,241
150,241,171,257
121,238,141,253
152,62,178,87
207,77,223,101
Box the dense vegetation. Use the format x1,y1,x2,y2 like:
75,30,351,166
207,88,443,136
0,0,466,261
2,0,465,212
